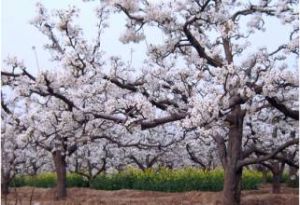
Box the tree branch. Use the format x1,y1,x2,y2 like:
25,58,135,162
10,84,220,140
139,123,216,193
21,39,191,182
246,83,299,120
140,113,187,130
231,6,276,21
265,96,299,120
186,144,206,169
238,138,299,168
183,18,223,68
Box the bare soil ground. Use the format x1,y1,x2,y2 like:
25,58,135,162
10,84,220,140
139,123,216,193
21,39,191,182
2,184,298,205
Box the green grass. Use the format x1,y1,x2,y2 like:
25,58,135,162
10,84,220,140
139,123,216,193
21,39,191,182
11,167,264,192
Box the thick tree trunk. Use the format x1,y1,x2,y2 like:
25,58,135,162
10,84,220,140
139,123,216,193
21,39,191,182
271,162,283,194
52,150,67,200
222,105,245,205
1,174,10,195
272,172,281,193
223,166,243,205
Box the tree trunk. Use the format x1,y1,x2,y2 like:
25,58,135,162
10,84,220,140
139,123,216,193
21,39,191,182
272,172,281,193
271,162,283,194
223,166,243,205
52,150,67,200
1,174,10,195
222,105,245,205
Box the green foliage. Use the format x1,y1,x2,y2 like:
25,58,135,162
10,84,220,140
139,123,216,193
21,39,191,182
66,173,89,187
281,173,289,183
264,171,299,188
265,172,289,183
91,167,261,192
11,172,56,188
242,169,263,190
10,168,264,192
287,175,299,188
11,172,88,188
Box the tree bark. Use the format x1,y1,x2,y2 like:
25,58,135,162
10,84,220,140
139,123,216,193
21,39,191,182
222,105,245,205
223,166,243,205
271,162,284,194
52,150,67,200
1,174,10,195
272,171,281,193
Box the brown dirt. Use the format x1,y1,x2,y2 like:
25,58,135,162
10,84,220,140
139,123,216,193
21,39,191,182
2,184,298,205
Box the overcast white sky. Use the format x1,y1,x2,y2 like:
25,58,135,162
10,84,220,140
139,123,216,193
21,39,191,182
1,0,158,74
1,0,297,75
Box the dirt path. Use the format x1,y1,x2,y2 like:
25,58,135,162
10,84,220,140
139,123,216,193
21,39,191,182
2,184,298,205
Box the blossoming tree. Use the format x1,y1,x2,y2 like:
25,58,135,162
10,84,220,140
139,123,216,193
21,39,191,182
99,1,299,204
1,1,299,204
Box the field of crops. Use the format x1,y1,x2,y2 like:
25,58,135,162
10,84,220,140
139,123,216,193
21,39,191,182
10,167,285,192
